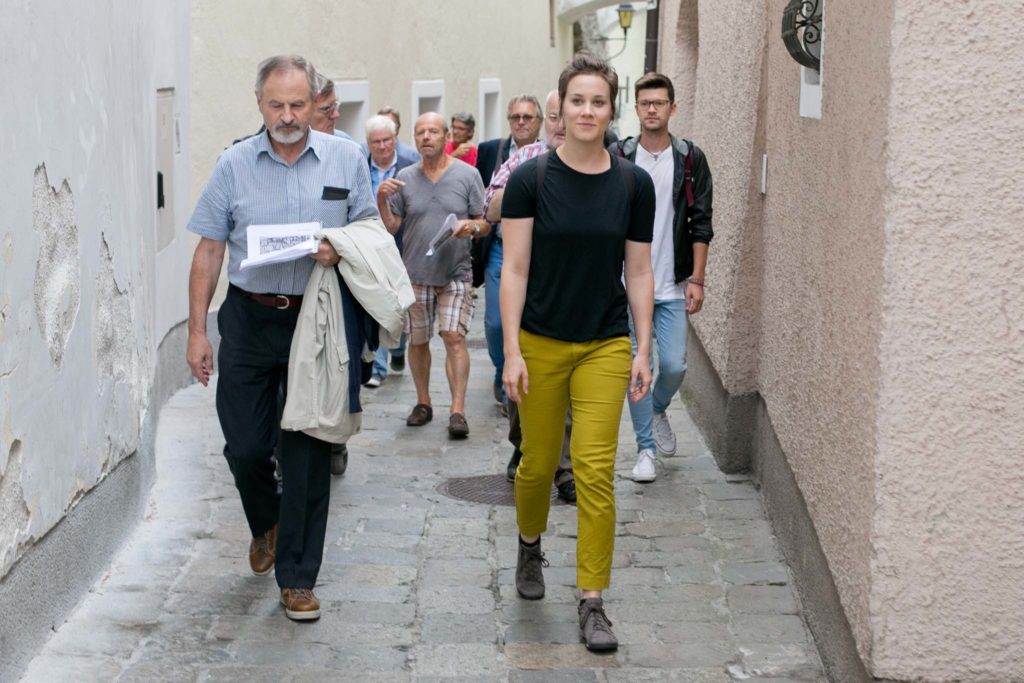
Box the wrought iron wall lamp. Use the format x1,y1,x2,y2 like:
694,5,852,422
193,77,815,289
781,0,822,70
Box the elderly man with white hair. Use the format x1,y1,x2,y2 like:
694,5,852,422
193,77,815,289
364,114,417,386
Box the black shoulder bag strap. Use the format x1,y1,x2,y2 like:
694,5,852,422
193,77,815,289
493,137,509,182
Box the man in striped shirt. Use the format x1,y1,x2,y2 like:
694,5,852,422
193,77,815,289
185,55,377,622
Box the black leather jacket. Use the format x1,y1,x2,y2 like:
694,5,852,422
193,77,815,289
612,135,713,282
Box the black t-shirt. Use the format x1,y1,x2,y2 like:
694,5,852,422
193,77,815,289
501,151,655,343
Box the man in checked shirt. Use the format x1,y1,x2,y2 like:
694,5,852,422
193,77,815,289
483,89,577,505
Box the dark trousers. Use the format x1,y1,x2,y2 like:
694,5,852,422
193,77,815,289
216,286,332,589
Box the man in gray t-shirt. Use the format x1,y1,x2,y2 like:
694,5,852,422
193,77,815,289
378,113,487,438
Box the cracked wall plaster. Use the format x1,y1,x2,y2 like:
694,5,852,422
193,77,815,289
32,165,80,368
93,234,136,387
0,440,32,577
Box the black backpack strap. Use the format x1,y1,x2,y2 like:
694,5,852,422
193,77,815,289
615,155,636,204
535,152,548,198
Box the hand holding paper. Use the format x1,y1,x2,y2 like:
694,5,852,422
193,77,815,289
240,222,321,270
425,213,460,257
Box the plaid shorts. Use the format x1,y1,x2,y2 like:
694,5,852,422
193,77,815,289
406,281,475,345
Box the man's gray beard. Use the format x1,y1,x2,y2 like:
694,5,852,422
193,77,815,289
270,125,305,144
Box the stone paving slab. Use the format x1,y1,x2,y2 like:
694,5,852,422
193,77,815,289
20,313,825,682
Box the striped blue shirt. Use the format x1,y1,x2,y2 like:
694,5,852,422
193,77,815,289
188,130,378,295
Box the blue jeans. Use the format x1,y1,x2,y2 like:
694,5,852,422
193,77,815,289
628,298,688,452
372,332,407,379
484,238,504,384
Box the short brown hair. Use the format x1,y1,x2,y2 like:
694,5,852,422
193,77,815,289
558,52,619,117
634,72,675,103
378,106,401,132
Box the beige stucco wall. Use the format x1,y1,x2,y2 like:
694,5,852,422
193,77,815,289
189,0,573,206
660,0,767,395
668,0,1024,679
871,0,1024,678
756,0,893,668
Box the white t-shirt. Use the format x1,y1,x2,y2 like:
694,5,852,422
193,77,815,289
636,143,684,300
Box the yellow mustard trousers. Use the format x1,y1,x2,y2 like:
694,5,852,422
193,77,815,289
514,329,632,590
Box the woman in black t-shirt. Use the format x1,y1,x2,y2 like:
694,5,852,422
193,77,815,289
499,53,655,652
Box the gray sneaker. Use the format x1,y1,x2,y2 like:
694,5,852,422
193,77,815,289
652,411,677,455
515,538,549,600
578,597,618,651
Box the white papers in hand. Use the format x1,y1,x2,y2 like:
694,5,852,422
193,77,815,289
426,213,460,256
240,222,321,270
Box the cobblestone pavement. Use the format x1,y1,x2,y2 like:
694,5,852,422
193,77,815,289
22,312,825,682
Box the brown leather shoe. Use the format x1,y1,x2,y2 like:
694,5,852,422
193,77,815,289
280,588,321,621
248,524,277,576
447,412,469,438
406,403,433,426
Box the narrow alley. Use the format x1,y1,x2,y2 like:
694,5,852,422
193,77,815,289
21,315,824,682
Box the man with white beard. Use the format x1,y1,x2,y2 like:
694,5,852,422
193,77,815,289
186,55,377,621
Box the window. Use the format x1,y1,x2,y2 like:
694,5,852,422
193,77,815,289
478,78,502,141
411,80,445,124
334,80,369,143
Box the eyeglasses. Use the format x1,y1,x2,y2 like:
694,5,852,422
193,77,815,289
508,114,536,123
368,137,395,147
636,99,671,110
316,101,340,116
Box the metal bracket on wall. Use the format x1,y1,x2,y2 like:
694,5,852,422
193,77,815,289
781,0,822,71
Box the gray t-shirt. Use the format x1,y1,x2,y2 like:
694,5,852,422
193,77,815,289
388,161,485,287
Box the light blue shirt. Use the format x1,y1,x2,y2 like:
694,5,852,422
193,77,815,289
369,154,398,196
188,130,378,295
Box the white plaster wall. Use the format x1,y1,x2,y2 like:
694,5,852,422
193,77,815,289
871,0,1024,678
189,0,573,207
0,0,191,578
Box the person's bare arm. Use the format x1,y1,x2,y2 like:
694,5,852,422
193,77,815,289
376,178,405,234
499,216,533,403
452,215,490,238
485,188,505,223
624,239,654,403
685,242,708,314
186,237,226,386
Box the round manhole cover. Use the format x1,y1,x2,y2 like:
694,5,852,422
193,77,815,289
437,474,566,507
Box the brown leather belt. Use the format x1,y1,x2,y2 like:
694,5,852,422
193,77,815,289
243,291,303,310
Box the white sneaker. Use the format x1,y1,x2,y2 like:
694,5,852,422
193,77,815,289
631,448,657,483
652,412,677,456
365,375,382,388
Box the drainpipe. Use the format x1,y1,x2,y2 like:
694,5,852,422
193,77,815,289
644,2,660,73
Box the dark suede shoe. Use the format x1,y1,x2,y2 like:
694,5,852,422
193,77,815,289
506,449,523,482
406,403,433,426
448,413,469,438
579,597,618,651
556,477,577,504
249,524,277,576
515,537,548,600
492,379,504,405
390,355,405,372
330,443,348,476
280,588,321,621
